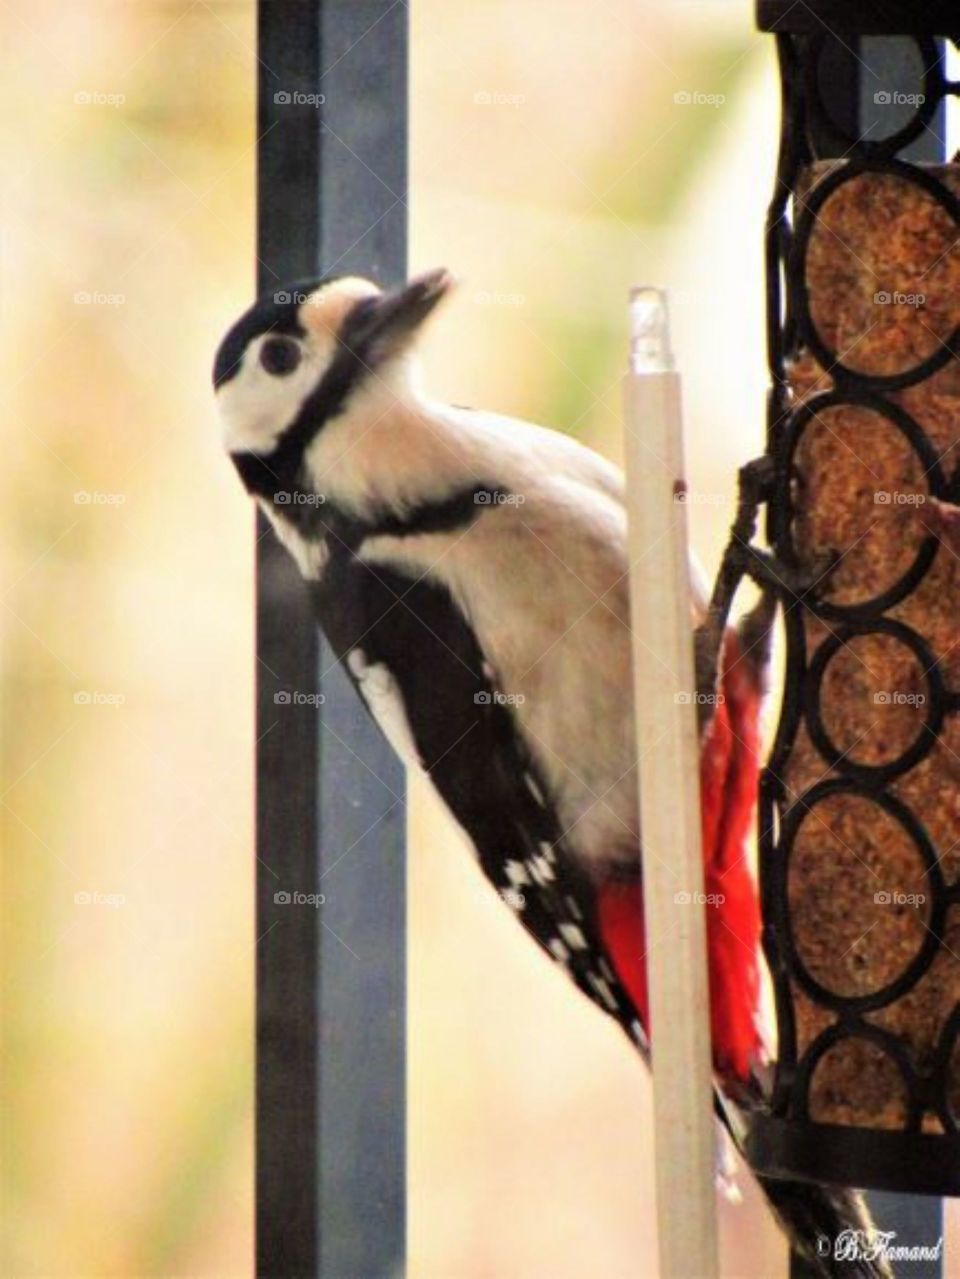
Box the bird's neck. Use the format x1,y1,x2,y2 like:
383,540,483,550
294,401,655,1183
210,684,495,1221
300,381,472,527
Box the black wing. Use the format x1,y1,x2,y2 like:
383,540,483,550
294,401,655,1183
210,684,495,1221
310,545,647,1051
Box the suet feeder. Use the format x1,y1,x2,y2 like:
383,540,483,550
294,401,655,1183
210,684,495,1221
745,1,960,1195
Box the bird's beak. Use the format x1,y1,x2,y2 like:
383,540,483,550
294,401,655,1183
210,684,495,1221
354,267,455,360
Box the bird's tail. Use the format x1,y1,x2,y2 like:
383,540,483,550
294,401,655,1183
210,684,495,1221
756,1174,894,1279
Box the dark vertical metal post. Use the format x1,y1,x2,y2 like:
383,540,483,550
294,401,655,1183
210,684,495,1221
255,4,407,1276
791,35,943,1279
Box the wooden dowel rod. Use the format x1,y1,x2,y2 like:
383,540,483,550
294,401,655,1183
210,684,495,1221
623,286,719,1279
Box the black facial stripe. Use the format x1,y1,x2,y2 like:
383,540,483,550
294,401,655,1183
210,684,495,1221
229,293,386,502
273,298,378,459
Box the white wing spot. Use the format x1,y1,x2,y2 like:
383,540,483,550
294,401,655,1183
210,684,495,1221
564,895,584,920
504,860,531,887
559,923,588,951
526,855,554,885
524,772,547,807
548,939,570,964
588,971,619,1011
346,650,422,768
539,841,557,865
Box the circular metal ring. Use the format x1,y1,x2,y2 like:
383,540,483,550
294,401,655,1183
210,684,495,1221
774,778,947,1015
791,158,960,393
793,1021,919,1127
930,1006,960,1134
774,389,946,621
803,35,944,161
804,616,946,784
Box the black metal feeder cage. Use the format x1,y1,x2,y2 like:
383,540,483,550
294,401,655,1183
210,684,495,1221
743,1,960,1196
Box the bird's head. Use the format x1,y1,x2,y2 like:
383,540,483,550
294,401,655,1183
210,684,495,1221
212,269,454,487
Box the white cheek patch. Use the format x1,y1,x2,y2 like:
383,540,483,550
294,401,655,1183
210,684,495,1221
216,331,335,456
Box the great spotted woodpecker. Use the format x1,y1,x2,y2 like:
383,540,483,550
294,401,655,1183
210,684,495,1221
213,270,890,1278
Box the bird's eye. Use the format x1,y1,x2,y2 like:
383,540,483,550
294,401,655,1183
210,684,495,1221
260,336,302,376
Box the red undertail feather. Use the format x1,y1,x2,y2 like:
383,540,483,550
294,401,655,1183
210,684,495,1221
596,628,764,1081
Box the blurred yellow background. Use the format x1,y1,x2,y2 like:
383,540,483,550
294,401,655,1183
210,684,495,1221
0,1,800,1275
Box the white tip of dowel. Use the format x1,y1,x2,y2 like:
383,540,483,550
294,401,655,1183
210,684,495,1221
629,286,674,374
